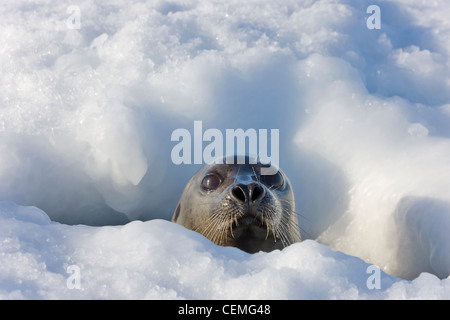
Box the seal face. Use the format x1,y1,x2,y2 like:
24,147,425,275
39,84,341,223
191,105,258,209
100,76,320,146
172,156,301,253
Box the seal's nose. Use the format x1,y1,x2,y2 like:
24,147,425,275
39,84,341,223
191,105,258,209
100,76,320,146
231,183,265,204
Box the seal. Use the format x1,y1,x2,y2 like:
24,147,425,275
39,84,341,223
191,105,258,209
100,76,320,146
172,156,301,253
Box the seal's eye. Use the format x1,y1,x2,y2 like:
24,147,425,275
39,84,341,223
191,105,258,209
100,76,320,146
201,173,222,191
260,171,284,189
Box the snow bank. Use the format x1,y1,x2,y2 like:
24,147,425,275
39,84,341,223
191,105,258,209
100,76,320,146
0,0,450,297
1,202,448,299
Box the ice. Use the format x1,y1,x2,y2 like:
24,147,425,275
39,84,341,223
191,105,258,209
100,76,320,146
293,53,450,279
0,0,450,298
1,202,448,299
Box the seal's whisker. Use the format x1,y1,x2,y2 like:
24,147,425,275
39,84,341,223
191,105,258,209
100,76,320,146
278,199,311,223
275,216,291,245
235,166,241,184
229,218,236,239
276,210,301,244
280,207,311,239
252,165,260,183
197,209,228,245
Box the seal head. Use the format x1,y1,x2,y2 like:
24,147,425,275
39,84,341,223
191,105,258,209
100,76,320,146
172,156,301,253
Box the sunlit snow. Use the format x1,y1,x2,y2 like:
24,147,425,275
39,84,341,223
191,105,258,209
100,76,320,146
0,0,449,299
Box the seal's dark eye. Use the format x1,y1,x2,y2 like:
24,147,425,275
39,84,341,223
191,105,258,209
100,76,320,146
260,171,284,189
201,174,222,191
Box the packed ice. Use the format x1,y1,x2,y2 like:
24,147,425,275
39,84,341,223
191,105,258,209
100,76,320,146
0,0,449,299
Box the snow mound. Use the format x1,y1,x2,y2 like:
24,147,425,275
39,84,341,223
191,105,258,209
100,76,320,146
0,202,448,299
0,0,450,295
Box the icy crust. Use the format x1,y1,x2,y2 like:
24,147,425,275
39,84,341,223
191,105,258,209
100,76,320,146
0,203,448,300
1,0,450,289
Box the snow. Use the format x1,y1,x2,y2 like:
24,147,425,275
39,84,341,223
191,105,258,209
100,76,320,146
1,202,448,299
0,0,449,299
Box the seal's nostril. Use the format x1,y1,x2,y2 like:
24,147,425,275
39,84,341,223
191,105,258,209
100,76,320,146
231,183,264,204
231,185,247,203
251,185,263,202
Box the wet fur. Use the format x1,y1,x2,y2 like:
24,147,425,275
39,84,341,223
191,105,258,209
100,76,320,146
172,161,301,253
